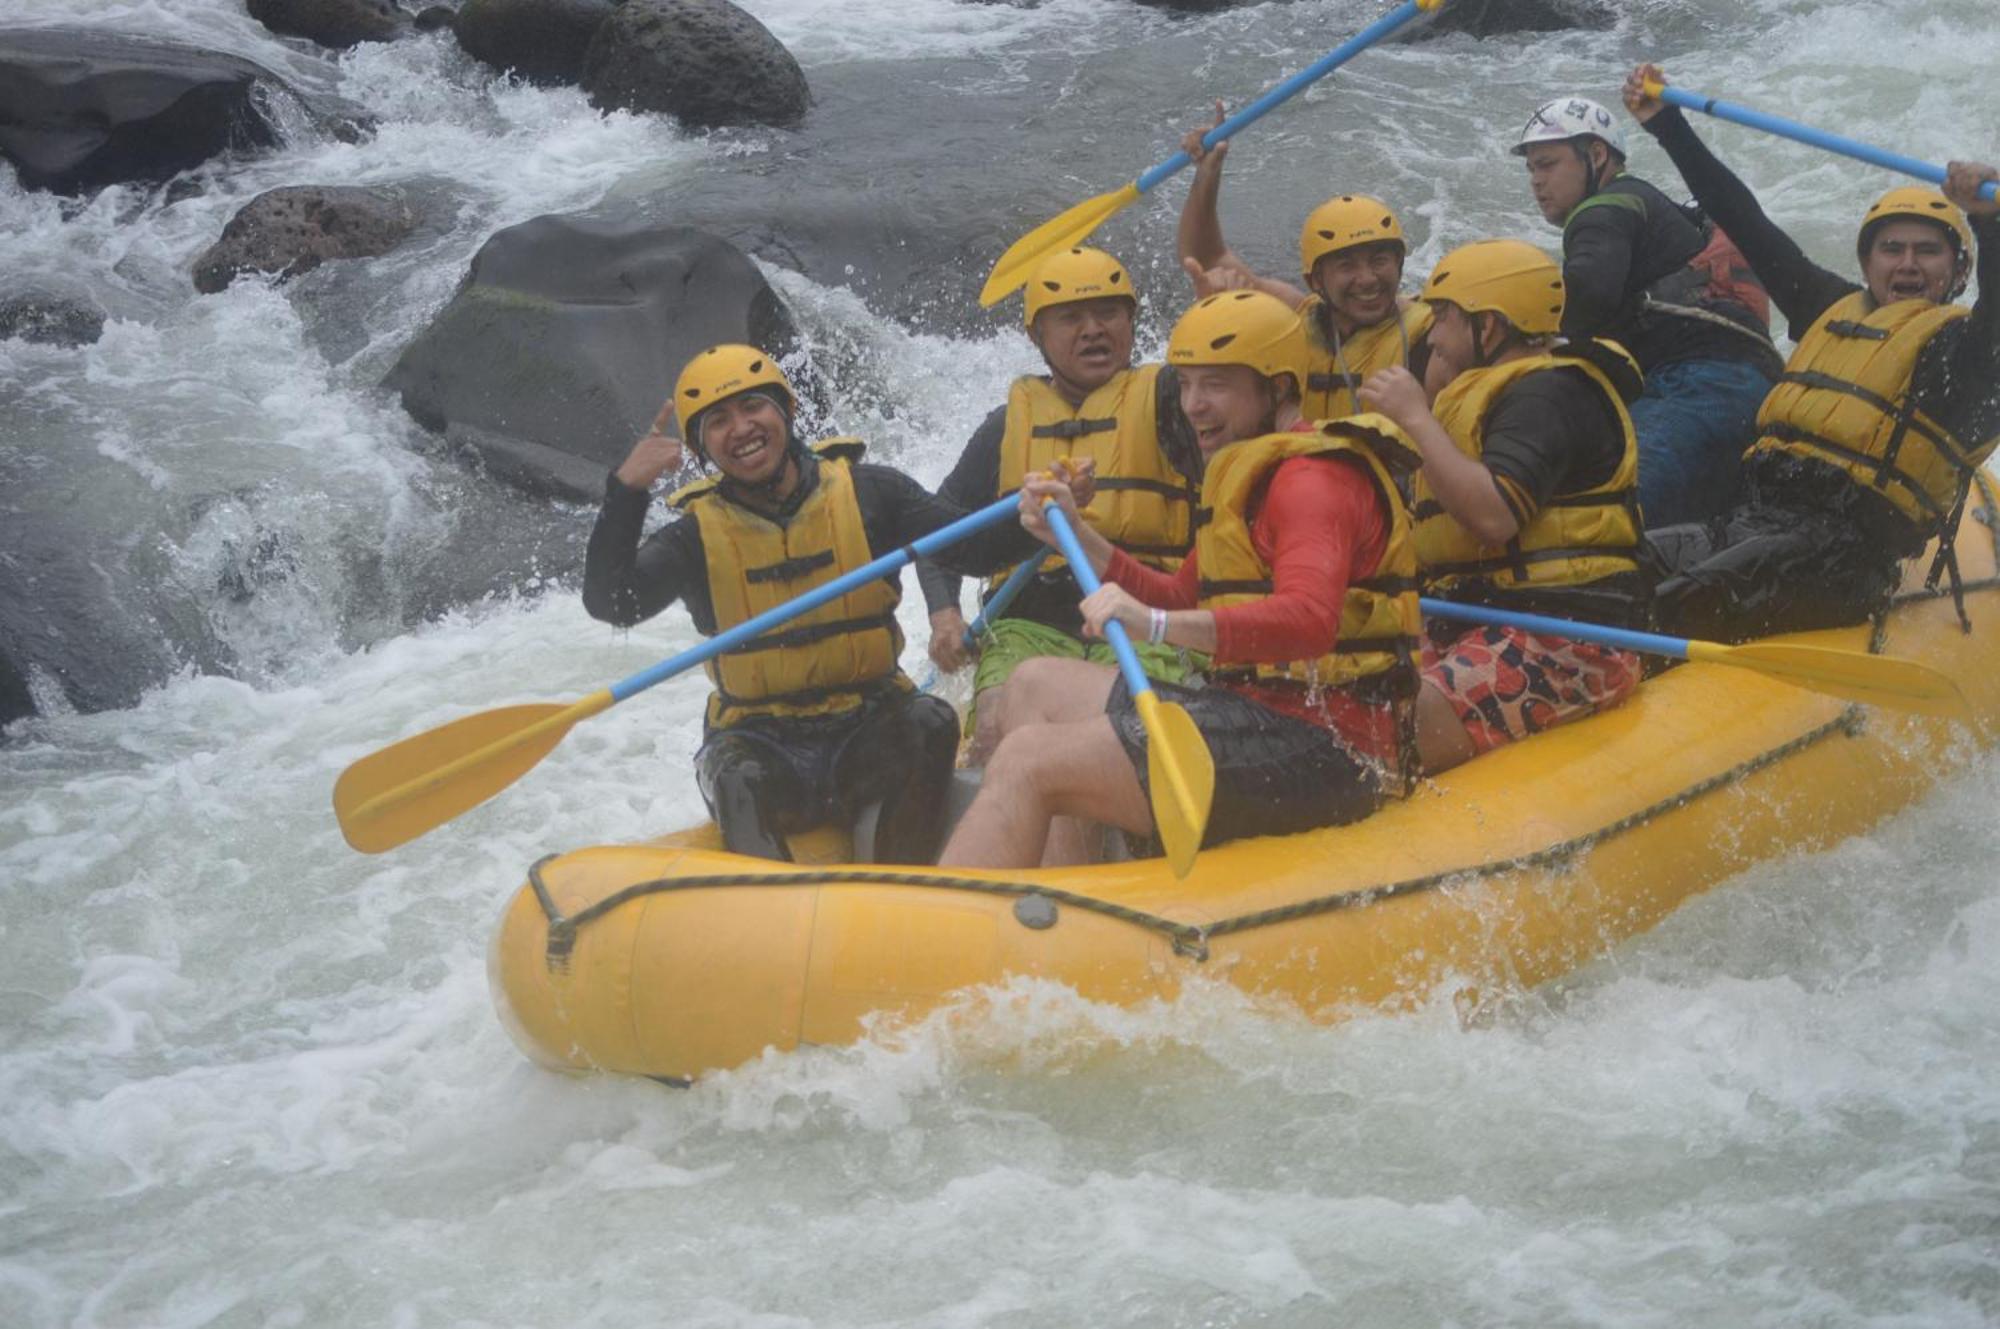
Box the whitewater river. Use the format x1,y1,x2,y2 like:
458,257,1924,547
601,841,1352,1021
4,0,1998,1323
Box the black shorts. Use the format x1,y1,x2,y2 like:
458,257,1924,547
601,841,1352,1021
1105,677,1383,850
695,690,956,834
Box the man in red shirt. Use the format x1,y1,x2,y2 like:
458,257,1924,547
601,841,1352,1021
940,291,1422,869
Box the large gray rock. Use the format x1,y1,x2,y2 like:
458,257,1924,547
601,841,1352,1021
1410,0,1614,39
384,217,797,500
456,0,615,86
0,28,374,194
245,0,409,48
193,185,419,293
582,0,809,129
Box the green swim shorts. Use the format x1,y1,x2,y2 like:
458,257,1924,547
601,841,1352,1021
970,615,1202,702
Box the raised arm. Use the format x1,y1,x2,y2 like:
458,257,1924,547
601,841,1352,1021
582,414,709,628
1623,64,1855,336
1175,100,1312,306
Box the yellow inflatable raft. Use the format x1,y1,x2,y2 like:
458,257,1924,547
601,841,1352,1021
491,506,2000,1083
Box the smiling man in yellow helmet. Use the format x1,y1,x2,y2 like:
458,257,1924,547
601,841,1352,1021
1174,101,1434,418
940,290,1422,869
917,245,1203,759
584,345,1036,864
1360,239,1650,775
1624,64,2000,641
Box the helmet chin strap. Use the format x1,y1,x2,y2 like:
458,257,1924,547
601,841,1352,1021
1574,139,1602,205
1471,311,1495,370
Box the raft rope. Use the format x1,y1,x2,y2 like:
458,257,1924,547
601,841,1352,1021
527,476,2000,968
528,708,1865,965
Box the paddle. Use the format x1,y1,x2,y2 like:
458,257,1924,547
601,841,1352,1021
1040,503,1215,876
979,0,1446,307
1419,598,1970,717
918,549,1053,692
1644,77,1999,202
335,493,1027,854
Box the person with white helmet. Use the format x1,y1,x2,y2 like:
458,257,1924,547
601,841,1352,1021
1516,94,1787,531
1622,64,2000,641
583,345,1038,864
1360,240,1650,774
940,291,1423,868
1174,100,1434,419
916,245,1203,765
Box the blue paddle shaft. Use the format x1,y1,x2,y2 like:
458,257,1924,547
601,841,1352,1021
1042,504,1157,698
609,493,1021,703
1659,85,1998,202
964,549,1052,650
1419,597,1691,661
1133,0,1431,195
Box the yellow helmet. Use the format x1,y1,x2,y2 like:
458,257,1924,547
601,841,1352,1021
1858,186,1975,263
672,343,795,443
1022,246,1137,329
1419,239,1566,338
1167,290,1306,387
1299,194,1408,275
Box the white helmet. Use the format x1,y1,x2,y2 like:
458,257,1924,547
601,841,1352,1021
1513,96,1627,159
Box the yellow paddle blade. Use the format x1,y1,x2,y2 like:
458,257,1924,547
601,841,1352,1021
334,693,613,853
1686,641,1970,718
1137,690,1216,879
979,181,1143,308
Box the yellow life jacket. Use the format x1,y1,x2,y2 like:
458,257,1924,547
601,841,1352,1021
993,365,1195,590
1411,343,1643,595
1752,292,1994,532
1300,299,1436,419
1195,414,1422,695
670,439,907,729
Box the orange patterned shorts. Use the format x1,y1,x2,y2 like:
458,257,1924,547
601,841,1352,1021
1420,625,1642,756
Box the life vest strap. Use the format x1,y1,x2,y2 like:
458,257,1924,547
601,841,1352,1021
1760,423,1952,525
1354,573,1422,594
743,549,837,585
723,611,899,657
1029,417,1118,440
1093,477,1195,502
713,679,879,713
1824,319,1892,341
1198,577,1273,597
1423,543,1641,580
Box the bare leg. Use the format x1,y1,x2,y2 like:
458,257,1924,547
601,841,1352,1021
1041,816,1099,867
969,657,1118,767
939,716,1153,869
966,687,1005,767
1415,680,1476,776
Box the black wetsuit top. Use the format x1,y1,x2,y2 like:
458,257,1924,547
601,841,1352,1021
914,368,1201,636
1444,363,1650,628
1642,105,2000,484
583,450,1038,632
1561,172,1772,373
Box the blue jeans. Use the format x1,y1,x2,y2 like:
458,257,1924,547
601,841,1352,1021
1629,357,1774,529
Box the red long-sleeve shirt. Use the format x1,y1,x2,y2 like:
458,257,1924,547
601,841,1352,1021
1102,452,1398,759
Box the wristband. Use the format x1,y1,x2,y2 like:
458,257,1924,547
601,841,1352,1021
1148,608,1169,645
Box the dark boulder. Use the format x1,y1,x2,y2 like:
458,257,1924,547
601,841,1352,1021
413,7,459,34
384,217,797,500
193,185,419,293
0,285,106,347
245,0,408,48
0,28,375,195
582,0,809,129
456,0,614,86
0,646,31,730
1410,0,1615,39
